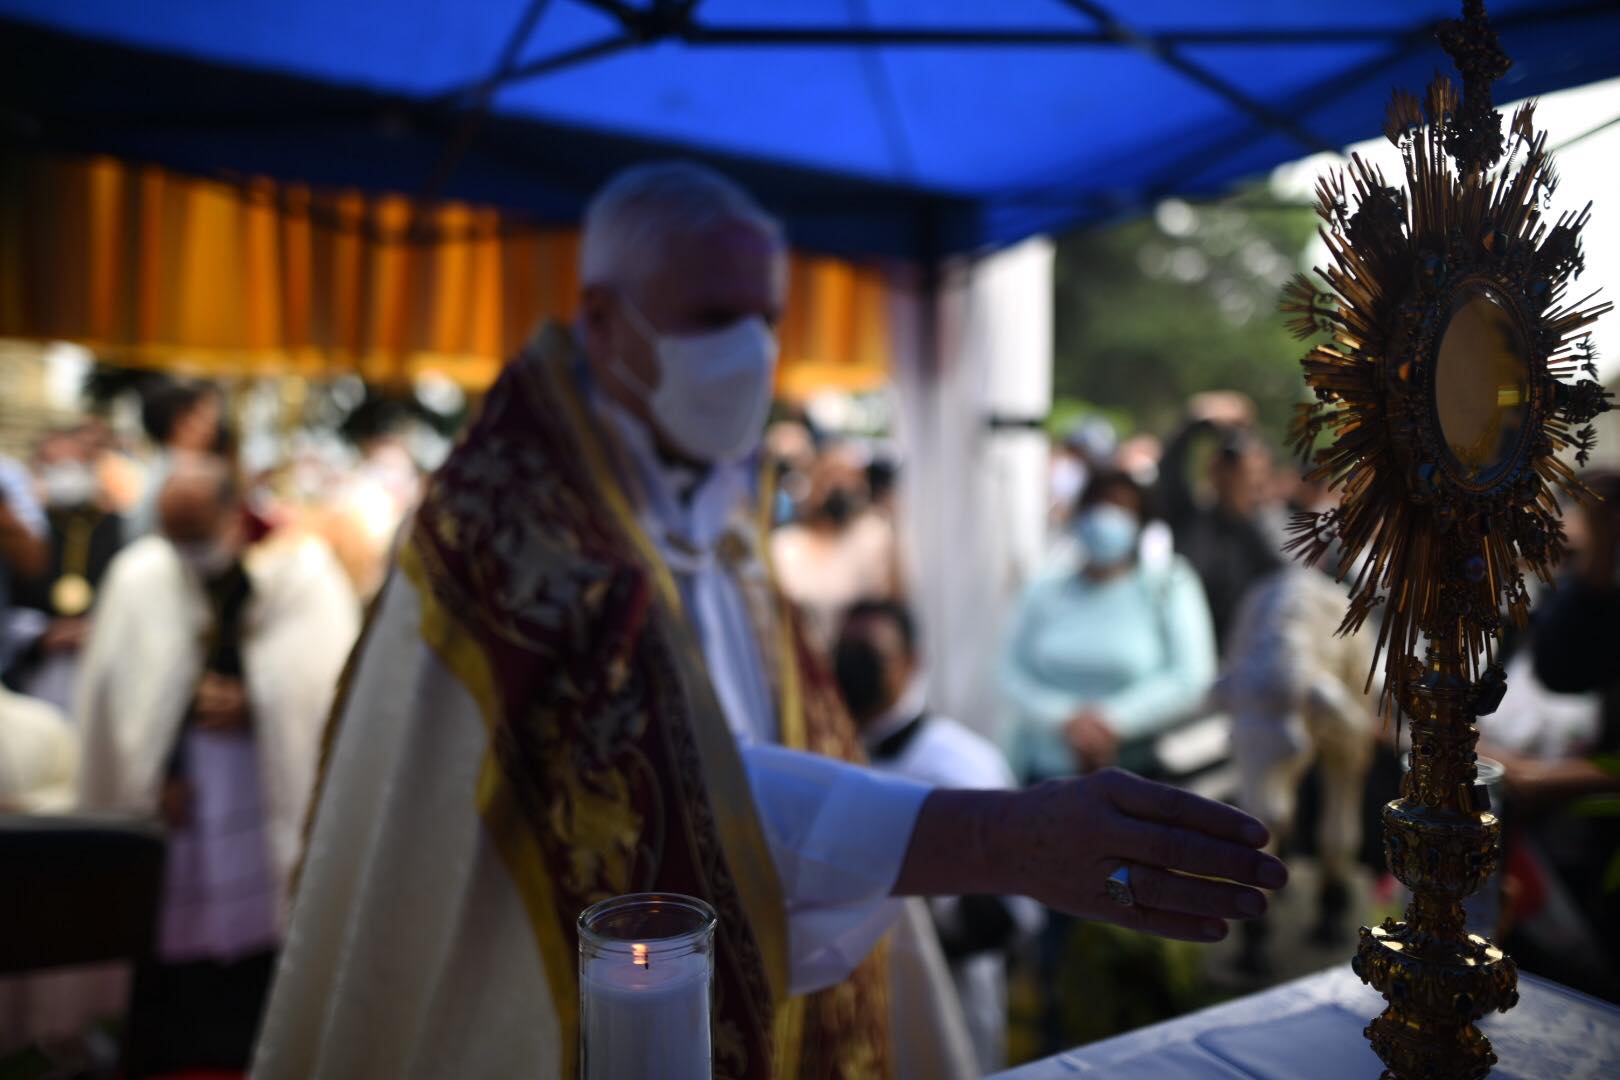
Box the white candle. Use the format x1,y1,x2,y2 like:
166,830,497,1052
578,894,716,1080
580,945,711,1080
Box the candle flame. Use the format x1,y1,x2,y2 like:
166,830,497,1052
632,943,649,968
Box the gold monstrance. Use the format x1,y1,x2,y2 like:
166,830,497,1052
1282,2,1612,1076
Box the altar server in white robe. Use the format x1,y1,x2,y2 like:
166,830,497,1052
77,455,357,1070
254,161,1287,1080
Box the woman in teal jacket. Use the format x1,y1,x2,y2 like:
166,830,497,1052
1002,469,1217,781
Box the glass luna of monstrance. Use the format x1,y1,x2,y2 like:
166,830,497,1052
1435,286,1532,484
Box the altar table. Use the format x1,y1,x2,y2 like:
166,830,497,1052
991,965,1620,1078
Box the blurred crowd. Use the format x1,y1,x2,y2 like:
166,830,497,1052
3,377,1619,1076
0,376,419,1074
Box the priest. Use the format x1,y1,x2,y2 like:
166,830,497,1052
254,162,1285,1080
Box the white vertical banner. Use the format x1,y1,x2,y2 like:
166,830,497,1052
890,237,1054,739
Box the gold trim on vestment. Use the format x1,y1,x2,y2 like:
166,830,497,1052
772,994,808,1078
751,464,808,755
750,458,811,1073
476,753,582,1077
530,338,792,1006
400,537,583,1077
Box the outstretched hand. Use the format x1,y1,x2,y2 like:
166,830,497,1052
896,768,1286,943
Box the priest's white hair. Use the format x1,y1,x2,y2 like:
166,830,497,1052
579,160,783,286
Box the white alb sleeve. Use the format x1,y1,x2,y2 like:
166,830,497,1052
740,743,931,995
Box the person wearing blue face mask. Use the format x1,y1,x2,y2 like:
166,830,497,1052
1001,469,1218,782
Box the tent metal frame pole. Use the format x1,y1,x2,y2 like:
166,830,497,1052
1057,0,1334,156
969,47,1425,231
683,27,1399,47
415,0,559,213
991,1,1612,219
667,0,1618,50
847,0,918,181
573,0,641,23
475,34,641,95
1134,35,1430,203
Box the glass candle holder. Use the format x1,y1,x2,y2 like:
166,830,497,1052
1461,755,1506,938
578,892,716,1080
1396,752,1508,939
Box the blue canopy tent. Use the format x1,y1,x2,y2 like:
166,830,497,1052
4,0,1618,734
3,1,1619,259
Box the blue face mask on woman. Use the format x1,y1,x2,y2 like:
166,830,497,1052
1076,504,1140,567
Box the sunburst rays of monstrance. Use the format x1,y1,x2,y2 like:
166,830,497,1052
1280,2,1612,1076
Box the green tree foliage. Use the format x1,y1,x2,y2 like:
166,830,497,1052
1053,190,1322,443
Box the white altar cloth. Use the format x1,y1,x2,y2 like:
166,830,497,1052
992,965,1620,1079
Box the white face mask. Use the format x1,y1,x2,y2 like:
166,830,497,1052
620,297,778,464
41,463,96,508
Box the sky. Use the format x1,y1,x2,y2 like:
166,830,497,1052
1270,76,1620,382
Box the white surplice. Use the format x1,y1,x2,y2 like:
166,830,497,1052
595,394,931,991
76,531,360,942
